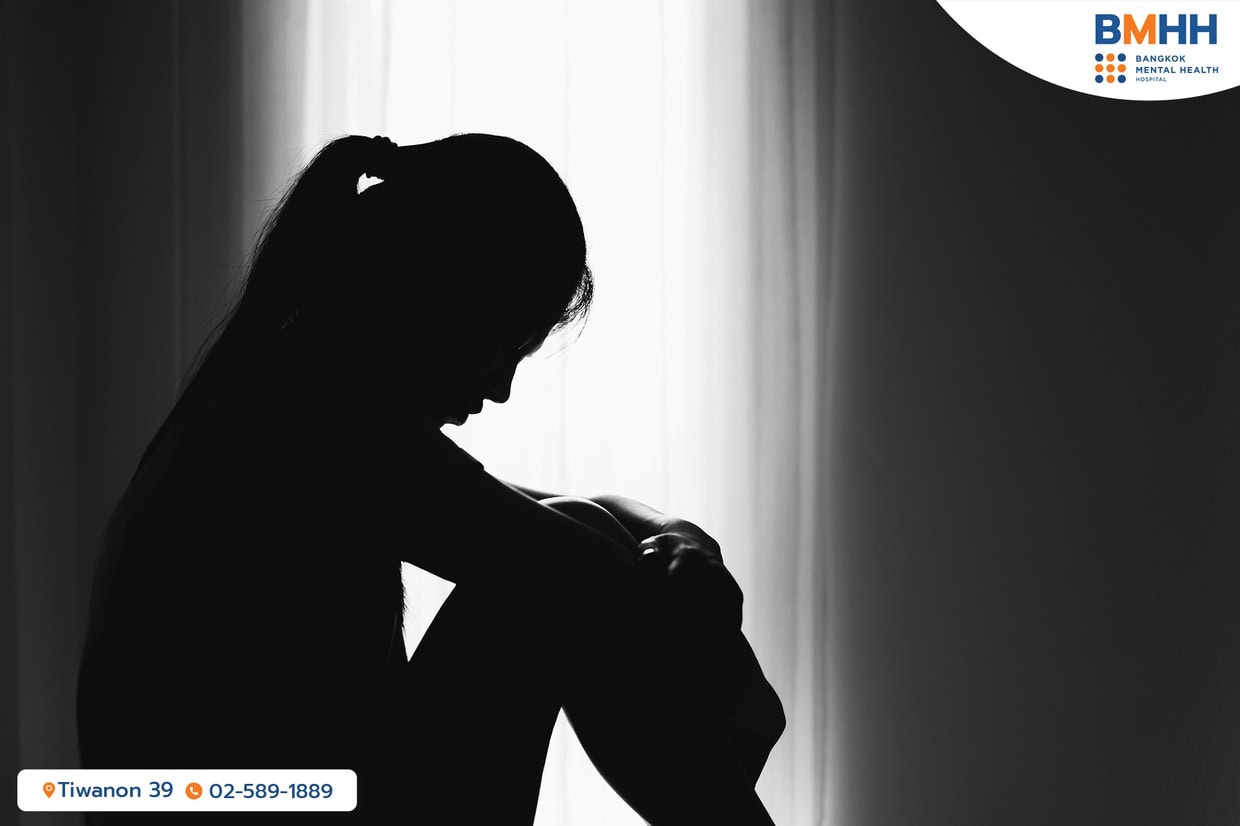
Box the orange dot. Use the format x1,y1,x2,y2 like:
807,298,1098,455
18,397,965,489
1106,53,1115,61
1107,64,1115,72
1095,63,1104,72
1106,75,1116,83
1118,64,1126,72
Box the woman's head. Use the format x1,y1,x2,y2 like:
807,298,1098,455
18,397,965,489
346,134,591,348
339,134,592,421
183,133,593,427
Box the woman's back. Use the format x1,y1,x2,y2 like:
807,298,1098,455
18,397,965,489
77,337,442,772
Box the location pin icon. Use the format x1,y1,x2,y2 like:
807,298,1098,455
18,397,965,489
43,782,55,798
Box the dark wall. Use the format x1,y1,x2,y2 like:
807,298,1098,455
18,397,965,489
3,5,242,823
5,5,86,821
828,2,1240,824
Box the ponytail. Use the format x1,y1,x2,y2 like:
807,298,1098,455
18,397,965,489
132,135,397,476
231,135,398,338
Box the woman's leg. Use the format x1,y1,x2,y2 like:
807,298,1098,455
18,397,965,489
540,497,783,825
382,496,782,824
371,578,567,825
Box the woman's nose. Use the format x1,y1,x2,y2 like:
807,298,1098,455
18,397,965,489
483,360,519,404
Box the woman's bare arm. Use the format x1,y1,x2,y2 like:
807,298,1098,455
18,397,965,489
504,482,723,560
400,467,642,586
503,480,562,502
260,371,640,589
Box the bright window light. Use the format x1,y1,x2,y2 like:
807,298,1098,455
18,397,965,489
280,2,765,823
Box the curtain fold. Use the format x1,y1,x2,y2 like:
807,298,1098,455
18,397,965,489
747,3,831,822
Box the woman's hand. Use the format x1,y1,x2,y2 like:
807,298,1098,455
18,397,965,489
506,483,740,627
574,494,739,632
636,530,742,635
646,517,723,561
585,494,723,551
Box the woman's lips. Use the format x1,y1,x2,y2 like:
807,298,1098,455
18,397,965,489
444,400,483,426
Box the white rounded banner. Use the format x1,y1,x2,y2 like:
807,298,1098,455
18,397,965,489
938,1,1240,100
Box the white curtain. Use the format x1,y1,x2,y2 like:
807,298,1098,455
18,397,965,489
239,1,828,822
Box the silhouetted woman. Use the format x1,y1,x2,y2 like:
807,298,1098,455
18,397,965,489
78,134,784,825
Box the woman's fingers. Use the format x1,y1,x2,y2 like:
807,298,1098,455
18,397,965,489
637,534,743,633
657,518,723,562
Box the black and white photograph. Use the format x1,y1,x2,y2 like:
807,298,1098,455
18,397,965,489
4,1,1240,824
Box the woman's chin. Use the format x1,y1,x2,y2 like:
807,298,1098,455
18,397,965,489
444,412,469,426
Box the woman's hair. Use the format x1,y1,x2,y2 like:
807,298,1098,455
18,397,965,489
135,133,592,473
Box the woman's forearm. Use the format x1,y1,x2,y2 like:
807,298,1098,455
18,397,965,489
505,482,669,539
591,496,723,562
587,494,675,542
504,481,712,550
504,480,564,502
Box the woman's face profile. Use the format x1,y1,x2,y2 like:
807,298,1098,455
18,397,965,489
358,140,586,427
435,323,552,426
